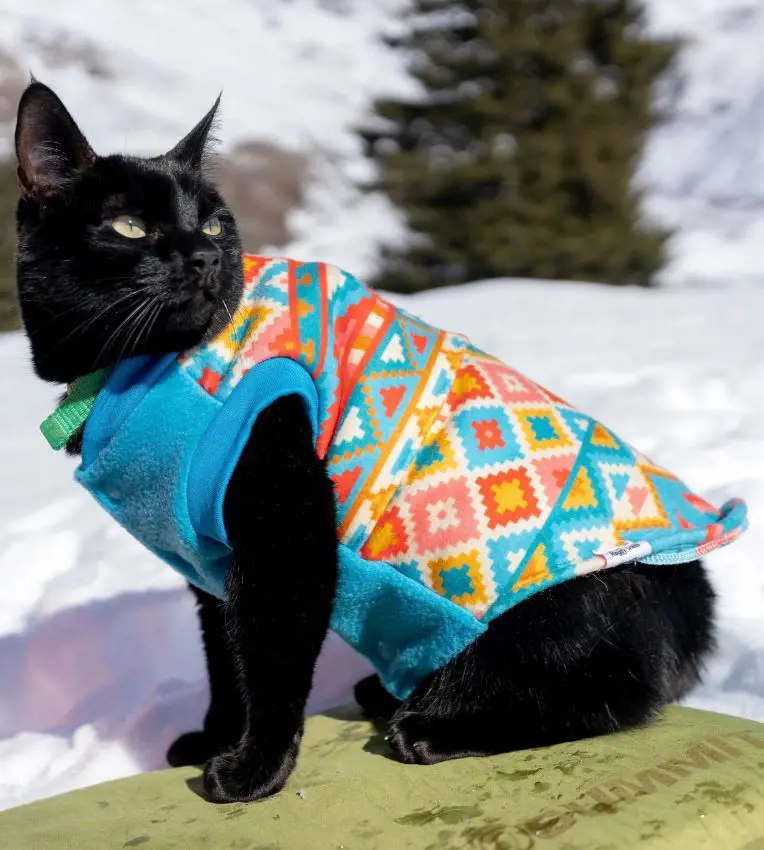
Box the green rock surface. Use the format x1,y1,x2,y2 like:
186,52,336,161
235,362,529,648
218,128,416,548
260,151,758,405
3,706,764,849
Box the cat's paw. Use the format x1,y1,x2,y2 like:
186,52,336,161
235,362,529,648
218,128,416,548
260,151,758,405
354,675,401,719
388,712,436,764
387,712,458,766
167,730,223,768
202,747,294,804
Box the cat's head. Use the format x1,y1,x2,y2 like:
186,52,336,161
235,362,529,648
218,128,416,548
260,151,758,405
14,82,244,384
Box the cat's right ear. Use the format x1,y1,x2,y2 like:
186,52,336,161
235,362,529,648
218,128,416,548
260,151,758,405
15,82,95,198
167,95,221,171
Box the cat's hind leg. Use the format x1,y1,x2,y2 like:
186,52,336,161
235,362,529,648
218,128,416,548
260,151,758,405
387,561,715,765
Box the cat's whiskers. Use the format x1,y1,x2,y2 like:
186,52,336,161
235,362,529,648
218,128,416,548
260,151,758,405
221,298,237,351
142,300,165,352
115,297,160,365
31,282,159,338
114,303,148,365
124,296,163,361
30,291,128,337
93,296,155,369
38,287,154,353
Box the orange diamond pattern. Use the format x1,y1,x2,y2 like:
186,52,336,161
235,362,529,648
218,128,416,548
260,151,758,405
477,467,541,530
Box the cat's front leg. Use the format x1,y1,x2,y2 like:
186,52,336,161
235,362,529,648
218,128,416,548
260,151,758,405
167,584,245,767
202,395,338,803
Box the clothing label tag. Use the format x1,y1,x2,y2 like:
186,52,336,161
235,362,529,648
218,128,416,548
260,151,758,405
598,541,653,568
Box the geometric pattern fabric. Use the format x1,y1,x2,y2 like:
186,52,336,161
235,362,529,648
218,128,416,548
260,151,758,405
180,255,748,622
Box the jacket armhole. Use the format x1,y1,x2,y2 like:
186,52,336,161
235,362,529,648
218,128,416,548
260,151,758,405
187,357,320,545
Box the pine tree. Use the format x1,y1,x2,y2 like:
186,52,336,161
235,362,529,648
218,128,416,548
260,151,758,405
361,0,679,292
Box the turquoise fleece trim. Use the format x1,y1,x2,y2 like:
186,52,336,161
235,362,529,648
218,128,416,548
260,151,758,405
334,545,486,700
82,354,177,468
77,364,230,597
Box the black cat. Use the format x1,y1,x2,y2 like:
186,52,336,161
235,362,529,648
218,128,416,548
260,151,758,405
14,82,717,803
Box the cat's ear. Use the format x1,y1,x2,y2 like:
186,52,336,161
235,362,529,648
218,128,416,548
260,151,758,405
15,82,95,198
167,95,221,170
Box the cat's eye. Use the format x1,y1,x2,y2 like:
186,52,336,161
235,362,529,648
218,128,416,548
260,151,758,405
111,215,146,239
202,216,223,237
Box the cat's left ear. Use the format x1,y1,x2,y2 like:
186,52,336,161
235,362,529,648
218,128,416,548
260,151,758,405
15,82,96,198
167,95,221,170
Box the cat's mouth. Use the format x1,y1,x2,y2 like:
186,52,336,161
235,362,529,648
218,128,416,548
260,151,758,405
165,294,220,334
164,271,224,328
158,287,234,354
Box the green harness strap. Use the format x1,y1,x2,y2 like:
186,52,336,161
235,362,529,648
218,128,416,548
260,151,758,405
40,369,111,451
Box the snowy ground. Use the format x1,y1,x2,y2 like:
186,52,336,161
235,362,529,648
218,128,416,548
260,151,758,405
0,278,761,811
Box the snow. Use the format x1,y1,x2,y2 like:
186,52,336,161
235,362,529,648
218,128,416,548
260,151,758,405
0,0,762,816
1,280,762,811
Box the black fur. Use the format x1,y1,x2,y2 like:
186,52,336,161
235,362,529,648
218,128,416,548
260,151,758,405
357,559,715,764
166,584,245,768
15,82,242,385
15,82,718,804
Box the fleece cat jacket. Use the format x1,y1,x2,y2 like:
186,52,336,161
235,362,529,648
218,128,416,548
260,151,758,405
73,255,748,699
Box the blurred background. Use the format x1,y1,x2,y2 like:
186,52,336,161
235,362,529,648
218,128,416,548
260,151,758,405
0,0,761,811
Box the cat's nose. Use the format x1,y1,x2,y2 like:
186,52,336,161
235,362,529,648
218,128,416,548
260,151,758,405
187,247,221,278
